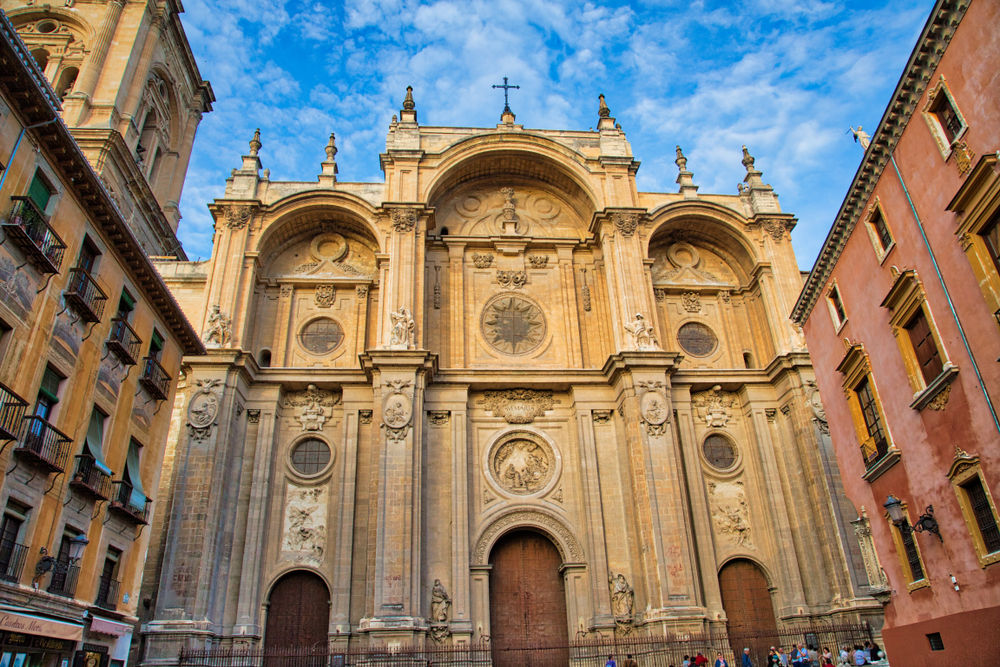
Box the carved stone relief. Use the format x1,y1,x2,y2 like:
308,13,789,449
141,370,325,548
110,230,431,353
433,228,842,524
472,253,494,269
224,204,253,230
682,292,701,312
359,410,373,425
390,208,418,233
692,385,739,427
805,381,829,434
608,571,635,634
315,285,335,308
279,232,376,279
592,410,613,424
707,480,753,549
479,389,554,423
580,268,592,312
428,411,450,426
527,255,549,269
497,270,527,290
356,285,368,299
472,509,584,565
247,409,261,424
429,579,452,643
624,313,658,351
282,483,327,565
387,307,415,349
187,379,223,443
481,296,546,355
488,431,556,496
285,384,341,432
611,212,638,237
202,305,232,347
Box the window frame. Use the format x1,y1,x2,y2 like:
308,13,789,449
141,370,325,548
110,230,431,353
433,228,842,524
825,281,848,332
881,269,958,410
947,449,1000,567
837,343,899,481
885,501,930,592
921,76,968,161
863,197,895,263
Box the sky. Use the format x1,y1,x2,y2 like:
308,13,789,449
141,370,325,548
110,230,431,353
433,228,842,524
175,0,936,269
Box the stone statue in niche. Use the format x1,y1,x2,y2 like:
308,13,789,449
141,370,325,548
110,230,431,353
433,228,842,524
387,307,414,349
805,381,829,435
692,385,739,427
623,313,659,351
608,571,634,634
285,384,341,432
203,305,232,347
282,484,327,564
430,579,451,622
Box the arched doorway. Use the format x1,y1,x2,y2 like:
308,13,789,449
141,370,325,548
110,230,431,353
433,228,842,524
264,571,330,650
489,530,568,664
719,559,779,666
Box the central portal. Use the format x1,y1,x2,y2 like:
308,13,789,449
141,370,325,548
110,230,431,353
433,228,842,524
489,530,568,663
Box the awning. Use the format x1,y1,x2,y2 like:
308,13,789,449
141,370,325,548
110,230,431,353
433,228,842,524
88,618,131,637
0,610,83,641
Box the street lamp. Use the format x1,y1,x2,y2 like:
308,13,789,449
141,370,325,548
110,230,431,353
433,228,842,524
883,495,942,542
34,534,90,581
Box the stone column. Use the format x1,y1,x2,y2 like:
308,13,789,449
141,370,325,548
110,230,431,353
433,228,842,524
75,0,126,100
574,405,612,627
379,206,427,349
119,10,166,128
562,564,589,639
593,209,657,352
469,565,491,641
449,402,473,642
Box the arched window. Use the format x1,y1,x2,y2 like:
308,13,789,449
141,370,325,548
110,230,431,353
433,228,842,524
137,109,158,165
743,352,755,369
258,349,271,368
55,67,78,100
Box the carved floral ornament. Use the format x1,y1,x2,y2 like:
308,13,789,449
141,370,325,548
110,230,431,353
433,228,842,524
611,212,639,237
284,384,342,432
223,204,254,230
187,379,224,442
479,389,555,424
390,208,418,233
471,509,584,565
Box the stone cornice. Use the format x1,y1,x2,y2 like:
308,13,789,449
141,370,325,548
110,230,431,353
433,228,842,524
792,0,968,325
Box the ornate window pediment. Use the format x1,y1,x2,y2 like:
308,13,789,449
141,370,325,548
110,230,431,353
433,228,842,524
947,448,1000,567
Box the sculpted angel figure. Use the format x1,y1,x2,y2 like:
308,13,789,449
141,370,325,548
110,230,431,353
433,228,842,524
608,572,634,620
203,305,231,347
388,306,414,348
430,578,451,622
624,313,658,351
849,125,871,150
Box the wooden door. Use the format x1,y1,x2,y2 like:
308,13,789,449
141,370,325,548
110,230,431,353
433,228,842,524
489,531,568,665
719,559,778,666
264,571,330,650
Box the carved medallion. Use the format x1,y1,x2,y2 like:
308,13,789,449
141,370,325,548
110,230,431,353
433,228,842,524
315,285,335,308
481,296,546,355
383,393,413,428
187,379,223,442
640,391,669,425
488,431,556,496
480,389,554,424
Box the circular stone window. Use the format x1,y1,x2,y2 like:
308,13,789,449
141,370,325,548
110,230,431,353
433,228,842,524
290,439,331,475
703,434,737,470
36,21,58,34
677,322,718,357
481,296,546,355
488,432,557,496
298,318,344,355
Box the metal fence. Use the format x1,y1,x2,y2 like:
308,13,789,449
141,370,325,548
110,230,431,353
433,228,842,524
179,622,875,667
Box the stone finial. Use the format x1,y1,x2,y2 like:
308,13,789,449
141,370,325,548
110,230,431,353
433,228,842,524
391,114,397,124
675,146,698,198
403,85,415,110
741,145,755,171
675,146,687,171
249,128,262,156
325,133,338,160
598,93,611,118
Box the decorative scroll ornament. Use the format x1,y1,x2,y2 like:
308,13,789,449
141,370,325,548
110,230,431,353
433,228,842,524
851,507,889,593
472,253,494,269
624,313,659,351
285,384,341,432
202,305,232,347
359,410,373,425
224,204,253,230
682,292,700,312
315,285,335,308
480,389,554,424
654,288,668,302
527,255,549,269
608,572,635,635
805,381,829,434
390,208,418,232
428,411,450,426
693,384,739,427
497,270,527,290
282,484,326,564
928,384,952,411
489,431,556,496
187,379,223,442
581,268,592,312
387,306,415,349
762,218,785,242
472,509,584,565
611,212,638,237
951,140,974,176
247,409,261,424
592,410,613,424
356,285,369,299
708,480,754,549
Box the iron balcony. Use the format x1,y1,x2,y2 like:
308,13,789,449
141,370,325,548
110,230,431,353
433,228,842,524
64,267,108,323
47,563,80,598
138,356,171,401
0,539,28,584
3,196,67,275
94,575,120,611
110,481,151,525
0,381,27,441
70,454,113,501
107,318,142,366
14,415,72,473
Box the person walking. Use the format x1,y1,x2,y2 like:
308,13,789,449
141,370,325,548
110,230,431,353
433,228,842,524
821,647,833,666
623,655,638,667
606,655,618,667
714,651,729,667
767,647,779,667
777,647,790,667
741,647,753,667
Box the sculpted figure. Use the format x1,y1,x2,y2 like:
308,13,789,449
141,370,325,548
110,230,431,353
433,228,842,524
608,572,634,620
203,305,231,347
430,578,451,622
388,307,414,348
624,313,658,351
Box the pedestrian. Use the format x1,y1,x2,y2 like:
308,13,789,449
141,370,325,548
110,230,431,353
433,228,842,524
606,655,617,667
868,639,881,662
852,645,865,666
777,647,789,667
790,644,805,667
623,655,638,667
682,656,691,667
714,652,729,667
694,652,710,667
839,647,850,666
767,647,779,667
741,647,752,667
807,644,819,666
821,647,833,666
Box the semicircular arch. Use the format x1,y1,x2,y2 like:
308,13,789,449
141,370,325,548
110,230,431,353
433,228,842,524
263,566,332,602
7,7,96,45
718,554,776,589
472,507,584,566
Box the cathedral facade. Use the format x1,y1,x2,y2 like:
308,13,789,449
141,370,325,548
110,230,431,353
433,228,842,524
139,94,882,658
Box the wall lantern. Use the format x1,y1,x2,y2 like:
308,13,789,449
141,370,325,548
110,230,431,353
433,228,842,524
883,494,942,542
34,534,90,580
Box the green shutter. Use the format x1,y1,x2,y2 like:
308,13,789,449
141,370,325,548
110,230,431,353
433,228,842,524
120,291,136,312
39,367,62,403
150,329,164,352
125,441,147,510
27,173,51,212
85,410,113,476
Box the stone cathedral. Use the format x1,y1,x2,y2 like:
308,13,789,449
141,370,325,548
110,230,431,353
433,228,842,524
139,92,883,658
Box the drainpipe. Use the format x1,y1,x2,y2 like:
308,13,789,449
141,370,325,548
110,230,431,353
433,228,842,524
889,154,1000,436
0,118,60,194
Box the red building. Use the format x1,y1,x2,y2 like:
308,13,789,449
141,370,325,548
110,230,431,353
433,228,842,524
793,1,1000,665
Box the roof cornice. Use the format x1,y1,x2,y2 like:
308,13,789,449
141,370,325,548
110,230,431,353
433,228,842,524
0,9,205,355
791,0,969,325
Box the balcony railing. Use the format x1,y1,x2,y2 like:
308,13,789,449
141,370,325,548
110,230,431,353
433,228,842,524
70,454,113,501
862,434,891,470
110,481,150,525
0,539,28,584
64,268,108,323
14,415,72,473
0,381,27,441
3,197,66,275
47,563,79,598
107,318,142,366
138,356,171,401
95,575,120,610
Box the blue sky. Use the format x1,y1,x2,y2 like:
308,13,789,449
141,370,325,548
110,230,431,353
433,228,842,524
175,0,934,269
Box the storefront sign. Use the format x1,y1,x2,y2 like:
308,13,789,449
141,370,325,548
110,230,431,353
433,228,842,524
0,631,75,652
0,614,82,642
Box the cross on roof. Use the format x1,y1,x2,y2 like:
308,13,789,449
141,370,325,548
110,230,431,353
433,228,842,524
492,76,520,113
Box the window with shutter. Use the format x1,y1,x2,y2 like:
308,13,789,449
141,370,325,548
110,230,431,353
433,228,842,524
983,216,1000,276
899,522,925,582
905,309,943,384
872,208,893,251
962,476,1000,555
27,172,52,213
856,378,888,465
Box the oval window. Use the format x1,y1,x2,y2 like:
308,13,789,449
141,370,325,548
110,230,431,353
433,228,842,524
290,439,331,475
677,322,718,357
703,434,737,470
298,318,344,355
